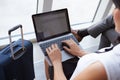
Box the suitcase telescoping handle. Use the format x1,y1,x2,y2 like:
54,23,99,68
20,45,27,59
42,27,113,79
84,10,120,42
8,24,25,60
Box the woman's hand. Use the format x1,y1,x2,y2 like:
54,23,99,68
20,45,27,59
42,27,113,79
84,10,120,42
71,30,83,42
62,39,87,57
46,44,62,65
46,44,67,80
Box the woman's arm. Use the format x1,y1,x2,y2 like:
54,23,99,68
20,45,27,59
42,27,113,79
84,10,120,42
62,39,88,57
45,39,87,80
73,61,107,80
46,44,67,80
44,59,50,80
46,40,107,80
53,62,67,80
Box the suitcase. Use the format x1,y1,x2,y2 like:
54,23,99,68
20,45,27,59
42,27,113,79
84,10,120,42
0,25,35,80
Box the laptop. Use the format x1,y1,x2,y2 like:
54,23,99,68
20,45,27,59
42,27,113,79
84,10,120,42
32,8,80,66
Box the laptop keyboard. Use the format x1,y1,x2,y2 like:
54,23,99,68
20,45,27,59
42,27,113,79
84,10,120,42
40,35,78,55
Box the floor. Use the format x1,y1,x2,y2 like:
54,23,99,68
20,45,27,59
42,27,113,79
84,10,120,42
33,35,100,80
33,42,46,80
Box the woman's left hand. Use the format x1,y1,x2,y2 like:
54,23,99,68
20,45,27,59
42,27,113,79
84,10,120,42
46,44,62,65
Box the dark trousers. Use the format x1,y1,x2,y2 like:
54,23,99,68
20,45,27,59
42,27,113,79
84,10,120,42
0,40,35,80
49,57,79,80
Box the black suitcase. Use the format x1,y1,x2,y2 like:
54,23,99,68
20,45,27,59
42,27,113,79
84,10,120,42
0,25,35,80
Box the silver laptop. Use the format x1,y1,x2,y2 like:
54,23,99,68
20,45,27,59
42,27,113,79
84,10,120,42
32,8,80,66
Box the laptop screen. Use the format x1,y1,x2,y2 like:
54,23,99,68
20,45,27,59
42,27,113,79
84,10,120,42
32,9,71,42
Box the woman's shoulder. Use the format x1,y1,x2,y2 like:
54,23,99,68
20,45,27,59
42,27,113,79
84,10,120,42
112,43,120,53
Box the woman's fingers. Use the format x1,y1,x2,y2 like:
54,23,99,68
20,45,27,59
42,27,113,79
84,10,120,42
46,48,49,54
46,43,59,54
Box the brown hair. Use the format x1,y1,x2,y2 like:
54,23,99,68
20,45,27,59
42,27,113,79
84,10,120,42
112,0,120,9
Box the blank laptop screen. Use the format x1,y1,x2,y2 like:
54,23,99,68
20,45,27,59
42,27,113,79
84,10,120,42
32,9,71,42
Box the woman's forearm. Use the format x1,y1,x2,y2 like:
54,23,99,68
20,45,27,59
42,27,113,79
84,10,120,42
53,62,67,80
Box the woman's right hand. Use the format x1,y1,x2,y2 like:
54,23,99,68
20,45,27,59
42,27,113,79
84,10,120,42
62,39,87,57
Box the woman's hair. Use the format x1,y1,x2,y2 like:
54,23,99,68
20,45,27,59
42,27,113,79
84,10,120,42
112,0,120,9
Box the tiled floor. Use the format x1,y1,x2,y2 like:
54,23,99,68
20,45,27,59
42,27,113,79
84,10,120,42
33,35,100,80
33,43,46,80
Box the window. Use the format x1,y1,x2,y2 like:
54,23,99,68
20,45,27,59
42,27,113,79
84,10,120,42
52,0,100,25
0,0,43,45
0,0,112,46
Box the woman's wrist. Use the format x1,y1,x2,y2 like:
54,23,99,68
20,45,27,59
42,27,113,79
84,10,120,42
53,61,63,72
52,60,62,66
78,50,87,57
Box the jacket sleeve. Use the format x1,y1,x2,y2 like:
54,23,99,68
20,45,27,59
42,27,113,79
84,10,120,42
87,14,115,38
